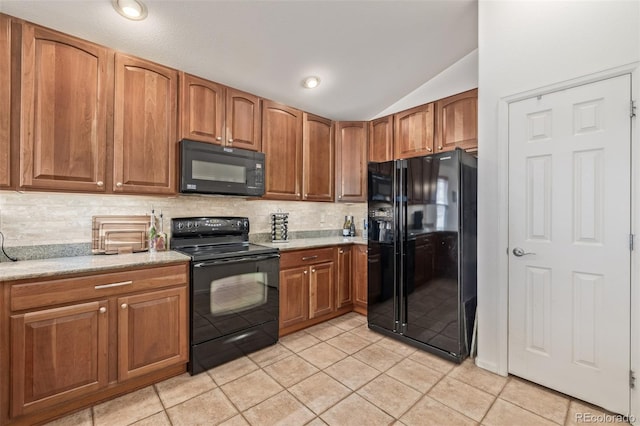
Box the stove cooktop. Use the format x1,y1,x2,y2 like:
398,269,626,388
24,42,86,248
173,242,278,262
170,216,278,261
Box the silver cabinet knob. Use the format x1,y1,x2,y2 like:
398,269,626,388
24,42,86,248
97,181,104,187
304,270,308,275
427,147,432,152
121,303,128,309
228,139,233,143
311,269,316,273
339,249,344,254
99,307,106,314
438,146,443,150
116,182,123,188
216,136,222,141
296,193,300,197
338,195,342,199
512,247,536,257
304,194,308,197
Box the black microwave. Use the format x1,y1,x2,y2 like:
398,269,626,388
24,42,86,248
180,139,265,196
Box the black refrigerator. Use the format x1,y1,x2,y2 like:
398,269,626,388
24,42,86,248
367,148,477,362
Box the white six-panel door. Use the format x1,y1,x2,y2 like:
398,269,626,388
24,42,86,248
508,74,632,414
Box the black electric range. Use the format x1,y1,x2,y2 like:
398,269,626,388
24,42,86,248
171,217,280,374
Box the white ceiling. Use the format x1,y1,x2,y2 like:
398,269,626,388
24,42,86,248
0,0,478,121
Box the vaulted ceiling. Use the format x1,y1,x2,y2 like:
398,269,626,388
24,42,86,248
0,0,478,120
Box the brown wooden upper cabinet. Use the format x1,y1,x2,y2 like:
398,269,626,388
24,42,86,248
113,53,178,195
368,115,393,163
394,103,434,159
335,121,367,202
17,23,110,192
262,100,303,200
302,113,334,202
435,88,478,153
179,74,261,151
0,15,11,189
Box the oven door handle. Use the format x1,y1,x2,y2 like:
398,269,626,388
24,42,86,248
193,253,280,268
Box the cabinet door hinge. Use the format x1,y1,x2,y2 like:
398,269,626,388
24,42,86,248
632,100,637,118
630,370,636,389
630,234,635,251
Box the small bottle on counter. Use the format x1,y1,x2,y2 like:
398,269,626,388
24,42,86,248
349,220,355,237
148,209,157,252
342,215,352,237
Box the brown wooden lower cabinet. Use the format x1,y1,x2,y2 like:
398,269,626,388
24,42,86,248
279,244,368,336
279,246,355,336
353,244,368,315
336,246,353,310
1,262,189,425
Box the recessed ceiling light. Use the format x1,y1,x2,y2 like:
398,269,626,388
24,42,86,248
112,0,148,21
302,76,321,89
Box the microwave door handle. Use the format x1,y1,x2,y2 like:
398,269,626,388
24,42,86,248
193,253,280,268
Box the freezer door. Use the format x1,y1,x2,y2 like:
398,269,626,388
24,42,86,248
367,161,399,333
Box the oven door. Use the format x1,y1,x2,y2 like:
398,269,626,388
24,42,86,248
191,253,279,345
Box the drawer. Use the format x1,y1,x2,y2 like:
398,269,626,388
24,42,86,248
10,263,189,312
280,247,335,269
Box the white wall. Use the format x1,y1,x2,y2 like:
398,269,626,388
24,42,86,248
477,0,640,374
370,49,478,120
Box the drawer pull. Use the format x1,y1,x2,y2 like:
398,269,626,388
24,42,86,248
312,269,316,273
99,307,106,314
94,280,133,290
304,270,308,275
302,255,318,261
121,303,128,309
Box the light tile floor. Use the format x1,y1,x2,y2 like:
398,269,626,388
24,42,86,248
46,313,626,426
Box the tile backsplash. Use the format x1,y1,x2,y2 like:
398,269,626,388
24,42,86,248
0,191,366,250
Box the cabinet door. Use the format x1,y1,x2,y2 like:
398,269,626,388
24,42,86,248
19,24,108,192
394,103,434,159
435,88,477,153
179,73,224,144
353,245,368,310
335,121,367,202
118,286,187,381
0,15,11,188
10,301,108,417
262,100,302,200
279,266,309,329
309,261,335,319
226,88,261,151
368,115,393,162
113,53,178,194
336,246,353,309
302,113,334,201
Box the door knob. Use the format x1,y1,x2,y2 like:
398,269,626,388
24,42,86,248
121,303,128,309
512,247,535,257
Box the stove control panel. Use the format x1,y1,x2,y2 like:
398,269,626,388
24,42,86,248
171,217,249,237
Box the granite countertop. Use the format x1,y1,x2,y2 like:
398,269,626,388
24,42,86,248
258,236,368,251
0,236,367,281
0,251,191,282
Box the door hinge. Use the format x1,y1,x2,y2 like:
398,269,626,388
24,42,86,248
632,100,637,118
630,234,635,251
630,370,636,389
